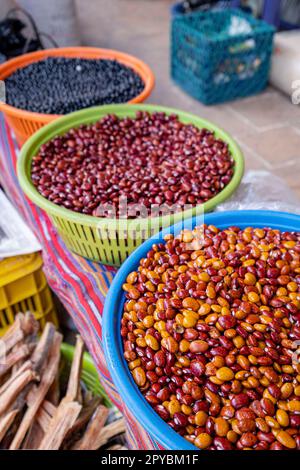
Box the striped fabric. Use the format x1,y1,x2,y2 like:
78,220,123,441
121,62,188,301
0,114,159,450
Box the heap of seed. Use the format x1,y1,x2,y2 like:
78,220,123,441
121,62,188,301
5,57,145,114
31,112,234,218
121,224,300,450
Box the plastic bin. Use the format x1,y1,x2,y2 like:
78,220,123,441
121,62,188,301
103,210,300,450
0,253,58,334
0,47,155,145
18,103,244,266
171,8,275,104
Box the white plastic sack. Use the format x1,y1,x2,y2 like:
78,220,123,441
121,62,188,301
0,190,41,258
270,31,300,98
216,171,300,214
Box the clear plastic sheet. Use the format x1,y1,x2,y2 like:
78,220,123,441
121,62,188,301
216,171,300,214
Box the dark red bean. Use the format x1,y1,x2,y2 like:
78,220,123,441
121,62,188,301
231,394,249,410
213,437,233,450
32,113,234,217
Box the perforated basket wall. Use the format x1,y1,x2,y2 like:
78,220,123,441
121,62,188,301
171,8,275,105
18,104,244,266
0,291,57,334
0,254,58,335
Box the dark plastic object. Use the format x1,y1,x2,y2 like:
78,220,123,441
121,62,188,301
171,8,275,105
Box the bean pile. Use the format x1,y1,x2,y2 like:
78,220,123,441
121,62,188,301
31,112,234,217
5,57,144,114
121,225,300,450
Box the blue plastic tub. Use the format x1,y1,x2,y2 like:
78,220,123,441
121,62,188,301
171,8,275,105
103,210,300,450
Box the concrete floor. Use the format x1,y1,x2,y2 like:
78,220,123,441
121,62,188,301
76,0,300,197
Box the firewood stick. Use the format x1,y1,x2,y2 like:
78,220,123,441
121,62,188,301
23,312,39,337
0,315,25,353
0,361,32,397
83,390,93,405
22,422,44,450
47,374,60,405
107,444,128,450
36,406,52,433
9,323,52,414
37,333,83,450
10,332,62,449
12,344,24,376
92,418,126,450
11,317,37,377
9,381,35,415
42,400,56,416
0,344,32,378
0,381,36,431
0,313,37,356
66,335,84,402
31,323,56,373
77,383,83,404
0,410,19,442
71,405,111,450
0,411,22,448
63,397,101,444
38,401,82,450
12,387,58,447
0,369,37,415
31,401,56,432
27,391,58,413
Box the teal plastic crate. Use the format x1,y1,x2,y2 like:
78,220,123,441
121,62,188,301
171,8,275,104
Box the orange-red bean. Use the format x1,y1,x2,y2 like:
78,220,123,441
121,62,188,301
121,225,300,450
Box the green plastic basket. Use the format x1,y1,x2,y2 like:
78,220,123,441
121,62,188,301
18,104,244,266
60,343,111,408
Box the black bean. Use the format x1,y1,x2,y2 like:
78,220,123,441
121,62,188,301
5,57,144,114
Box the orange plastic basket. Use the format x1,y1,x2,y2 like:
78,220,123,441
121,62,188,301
0,47,155,146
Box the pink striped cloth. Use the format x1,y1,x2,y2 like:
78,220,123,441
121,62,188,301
0,115,161,450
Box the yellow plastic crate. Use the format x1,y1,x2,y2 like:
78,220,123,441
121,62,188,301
0,253,58,335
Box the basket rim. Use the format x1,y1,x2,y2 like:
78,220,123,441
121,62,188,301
18,103,244,230
103,210,300,450
174,7,276,43
0,46,155,120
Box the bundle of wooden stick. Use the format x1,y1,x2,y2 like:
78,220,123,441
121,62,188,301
0,313,126,450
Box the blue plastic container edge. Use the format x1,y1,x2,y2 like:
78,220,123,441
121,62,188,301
103,210,300,450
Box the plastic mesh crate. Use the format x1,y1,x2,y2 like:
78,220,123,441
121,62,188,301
0,253,58,334
171,8,275,104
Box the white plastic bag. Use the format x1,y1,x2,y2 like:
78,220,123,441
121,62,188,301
270,31,300,98
0,190,41,258
216,171,300,214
